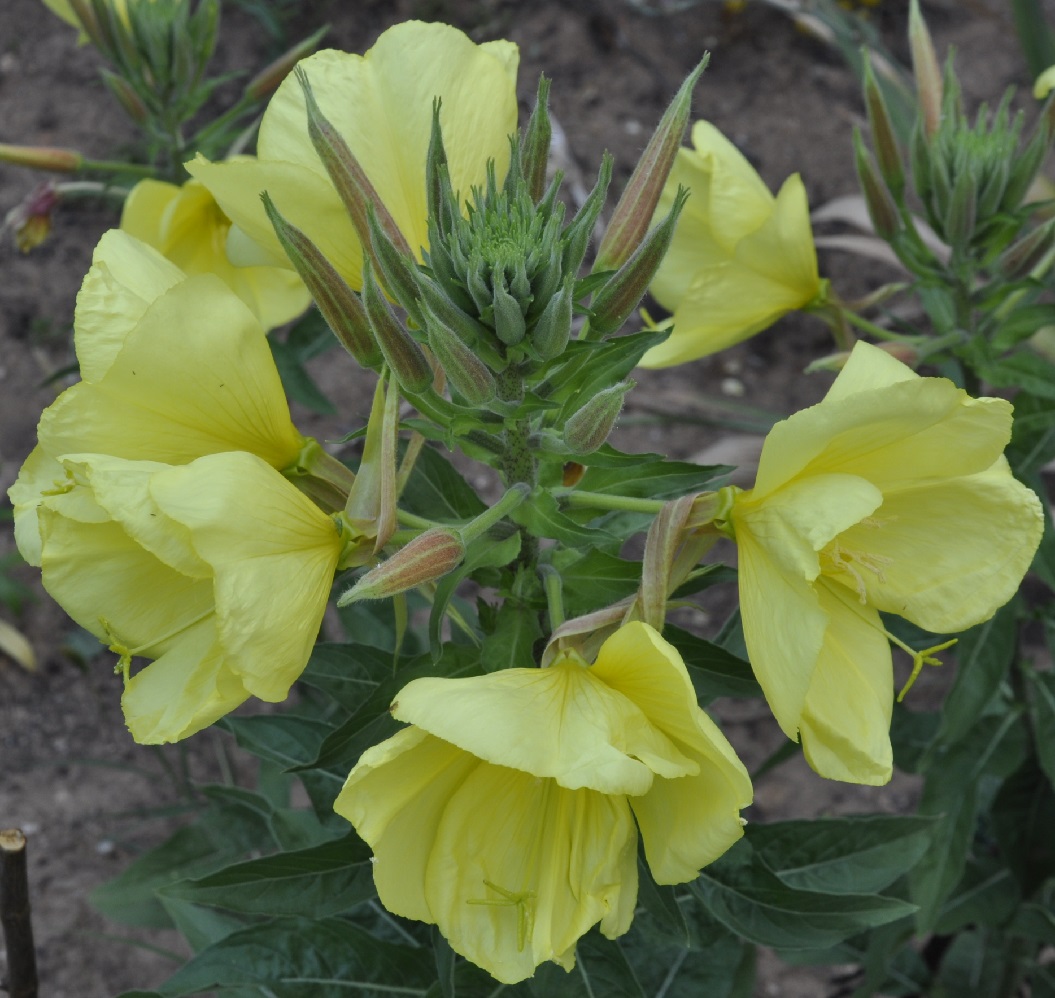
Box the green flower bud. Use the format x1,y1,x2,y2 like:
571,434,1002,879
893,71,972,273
563,380,634,455
531,276,573,362
338,528,465,604
996,218,1055,278
492,271,527,346
520,76,553,203
423,301,497,406
909,0,943,138
562,154,612,276
367,206,423,325
262,193,380,368
853,129,900,242
589,186,689,336
944,164,977,247
863,58,904,199
595,57,707,273
362,261,432,394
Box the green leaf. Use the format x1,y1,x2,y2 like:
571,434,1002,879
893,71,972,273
991,303,1055,351
692,846,916,950
222,714,335,769
479,598,544,672
299,643,402,712
935,600,1018,747
158,896,248,954
976,351,1055,401
575,453,728,500
268,331,336,415
1009,895,1055,944
933,857,1020,935
1007,392,1055,478
400,444,487,522
512,489,618,548
933,929,1010,998
748,815,935,895
1029,670,1055,786
991,755,1055,889
910,710,1029,931
551,548,641,615
157,916,434,997
160,832,374,918
664,625,763,702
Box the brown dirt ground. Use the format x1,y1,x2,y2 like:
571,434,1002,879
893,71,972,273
0,0,1048,995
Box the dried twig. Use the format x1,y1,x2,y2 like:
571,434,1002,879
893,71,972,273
0,829,38,998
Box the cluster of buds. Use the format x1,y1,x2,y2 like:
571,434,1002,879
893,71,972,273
268,66,704,468
855,0,1052,263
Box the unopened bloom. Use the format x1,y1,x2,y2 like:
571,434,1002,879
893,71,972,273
335,621,751,984
37,451,347,742
9,229,306,566
121,177,310,330
726,341,1042,784
187,21,519,290
641,121,822,368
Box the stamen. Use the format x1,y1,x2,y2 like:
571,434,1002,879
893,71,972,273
823,542,893,603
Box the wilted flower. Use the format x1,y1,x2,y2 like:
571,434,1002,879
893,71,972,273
187,20,519,289
725,341,1042,784
335,621,751,984
37,451,348,742
121,177,310,330
641,121,822,368
3,182,61,253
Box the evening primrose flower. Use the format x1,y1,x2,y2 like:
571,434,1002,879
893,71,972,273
121,177,310,330
335,621,751,984
186,20,519,289
641,120,822,368
37,451,349,742
725,341,1042,784
9,229,305,567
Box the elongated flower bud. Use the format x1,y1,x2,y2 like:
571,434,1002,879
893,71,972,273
589,187,689,335
997,218,1055,278
367,206,424,325
909,0,943,139
595,56,707,273
0,143,83,173
296,68,413,267
423,302,497,405
562,154,613,276
415,272,505,371
262,193,380,368
492,272,526,346
362,262,432,394
853,129,900,242
563,380,634,454
531,276,574,361
863,58,904,199
521,76,552,203
338,528,465,604
245,26,328,101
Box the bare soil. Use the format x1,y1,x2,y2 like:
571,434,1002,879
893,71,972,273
0,0,1045,995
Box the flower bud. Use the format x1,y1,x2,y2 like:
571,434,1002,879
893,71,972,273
423,302,497,406
589,186,689,335
362,261,433,394
100,69,149,124
944,165,977,247
492,272,526,346
262,193,380,368
996,218,1055,279
245,26,328,101
531,276,574,361
909,0,943,138
415,273,505,371
595,56,707,273
0,143,83,173
853,129,900,242
296,68,413,267
862,58,904,199
367,205,423,325
562,154,612,276
520,76,552,203
563,380,634,455
337,528,465,604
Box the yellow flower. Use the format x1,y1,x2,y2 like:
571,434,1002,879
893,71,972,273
727,341,1042,784
640,121,822,368
186,20,519,290
121,177,310,330
335,621,751,984
9,229,305,566
36,451,346,742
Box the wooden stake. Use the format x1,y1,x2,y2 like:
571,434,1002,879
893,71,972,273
0,829,38,998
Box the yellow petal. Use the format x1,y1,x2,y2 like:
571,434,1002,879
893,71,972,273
392,659,695,795
149,452,341,701
38,510,213,656
74,229,185,383
40,274,303,470
8,445,67,567
832,460,1043,634
798,582,893,785
424,763,636,984
590,623,752,883
121,618,249,744
689,120,773,240
824,339,917,400
753,372,1014,499
336,727,478,923
734,521,826,739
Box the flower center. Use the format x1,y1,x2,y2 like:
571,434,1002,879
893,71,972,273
466,878,537,951
820,516,895,603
